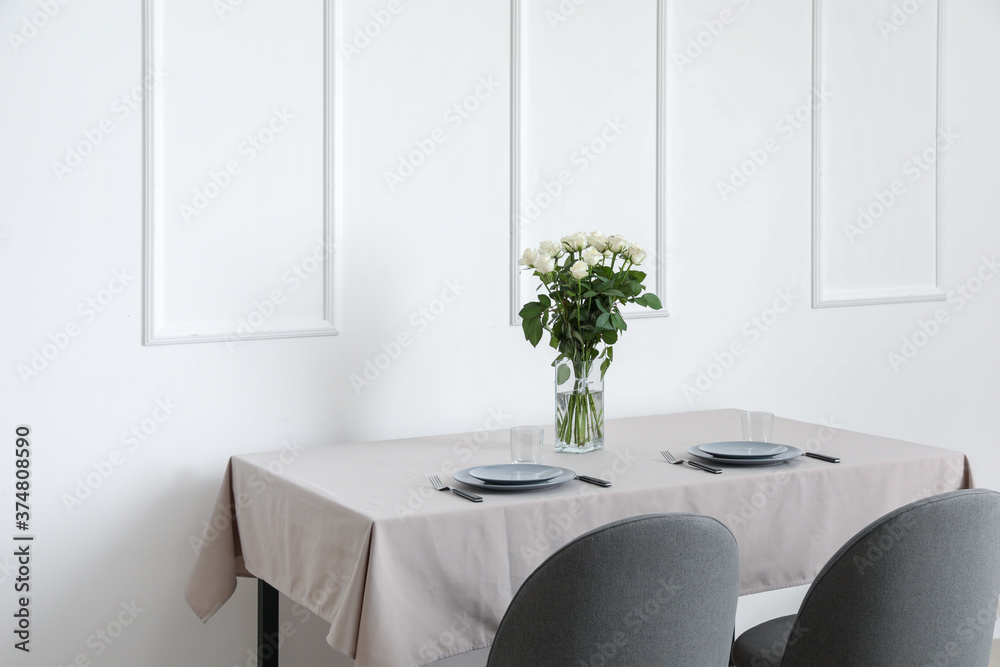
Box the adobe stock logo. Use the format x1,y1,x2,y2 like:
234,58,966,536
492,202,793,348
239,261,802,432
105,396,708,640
672,0,754,74
224,238,333,350
717,89,830,202
61,397,180,513
179,108,295,223
384,76,502,192
51,70,168,181
682,290,796,403
843,128,959,244
544,0,595,30
341,0,407,63
7,0,73,53
877,0,933,40
350,279,467,394
17,269,135,385
518,118,627,226
887,256,999,372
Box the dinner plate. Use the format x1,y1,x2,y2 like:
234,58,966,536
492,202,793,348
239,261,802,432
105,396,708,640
468,463,564,484
454,466,576,492
688,444,804,466
698,441,788,459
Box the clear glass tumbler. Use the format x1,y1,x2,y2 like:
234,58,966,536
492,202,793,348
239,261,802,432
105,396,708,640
741,411,774,442
510,426,545,464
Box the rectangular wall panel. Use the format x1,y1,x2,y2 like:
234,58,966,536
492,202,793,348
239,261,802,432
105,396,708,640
144,0,339,344
510,0,668,323
812,0,945,307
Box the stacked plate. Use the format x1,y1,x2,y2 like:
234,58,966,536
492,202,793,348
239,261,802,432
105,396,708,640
688,441,803,466
453,463,576,492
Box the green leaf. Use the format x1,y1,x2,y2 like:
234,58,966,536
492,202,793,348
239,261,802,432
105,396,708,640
601,330,618,345
581,291,598,298
611,313,627,331
595,299,609,313
605,289,625,298
629,270,647,282
538,294,551,308
643,293,663,310
595,313,612,331
556,364,571,385
519,302,543,318
600,357,611,379
522,316,544,347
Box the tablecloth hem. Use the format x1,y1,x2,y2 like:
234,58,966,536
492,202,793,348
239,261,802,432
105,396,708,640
186,584,236,624
738,578,813,597
413,641,493,667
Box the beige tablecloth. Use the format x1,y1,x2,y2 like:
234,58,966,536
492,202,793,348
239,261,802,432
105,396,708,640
185,409,973,667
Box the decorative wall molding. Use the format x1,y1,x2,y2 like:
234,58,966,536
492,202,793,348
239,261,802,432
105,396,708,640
142,0,340,344
509,0,670,324
811,0,946,308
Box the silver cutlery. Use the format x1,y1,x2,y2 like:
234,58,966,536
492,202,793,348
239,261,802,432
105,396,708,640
428,474,483,502
575,474,612,487
805,452,840,463
660,450,722,474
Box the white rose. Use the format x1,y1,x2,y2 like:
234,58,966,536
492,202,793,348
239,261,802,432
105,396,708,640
587,232,608,252
570,260,589,280
534,255,556,274
518,248,538,267
561,232,588,253
628,243,647,266
604,249,613,259
538,240,564,258
581,246,602,266
607,234,629,253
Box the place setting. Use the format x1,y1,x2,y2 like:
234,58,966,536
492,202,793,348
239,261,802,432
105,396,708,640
665,411,841,473
441,426,613,501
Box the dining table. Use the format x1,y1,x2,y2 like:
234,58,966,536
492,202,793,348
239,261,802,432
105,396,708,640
185,409,973,667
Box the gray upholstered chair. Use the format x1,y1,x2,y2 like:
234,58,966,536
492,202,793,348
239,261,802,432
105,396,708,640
732,489,1000,667
487,513,740,667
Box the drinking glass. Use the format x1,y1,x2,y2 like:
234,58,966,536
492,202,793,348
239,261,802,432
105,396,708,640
510,426,544,464
741,412,774,442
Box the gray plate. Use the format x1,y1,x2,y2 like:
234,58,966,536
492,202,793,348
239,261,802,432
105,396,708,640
688,444,803,466
468,463,564,484
698,441,788,459
454,467,576,492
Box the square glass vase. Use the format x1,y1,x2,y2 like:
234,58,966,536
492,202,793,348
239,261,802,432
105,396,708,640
554,358,604,454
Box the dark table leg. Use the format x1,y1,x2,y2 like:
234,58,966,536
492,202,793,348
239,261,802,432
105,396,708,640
258,579,279,667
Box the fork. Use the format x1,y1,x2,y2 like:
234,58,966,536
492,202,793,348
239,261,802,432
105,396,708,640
428,475,483,502
660,450,722,474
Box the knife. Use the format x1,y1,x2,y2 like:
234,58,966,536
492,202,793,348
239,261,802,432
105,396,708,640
685,460,722,474
805,452,840,463
576,474,612,487
450,488,484,502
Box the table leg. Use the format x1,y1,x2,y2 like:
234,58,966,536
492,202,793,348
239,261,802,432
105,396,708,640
258,579,279,667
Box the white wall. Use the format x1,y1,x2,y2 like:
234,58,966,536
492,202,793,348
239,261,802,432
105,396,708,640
1,0,998,666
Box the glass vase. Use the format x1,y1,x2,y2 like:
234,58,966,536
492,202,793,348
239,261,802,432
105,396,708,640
554,358,604,454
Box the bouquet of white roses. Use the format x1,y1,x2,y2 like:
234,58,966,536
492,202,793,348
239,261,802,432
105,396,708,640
518,232,661,450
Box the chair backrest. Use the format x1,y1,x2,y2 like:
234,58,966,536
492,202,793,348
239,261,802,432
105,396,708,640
781,489,1000,667
487,513,740,667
